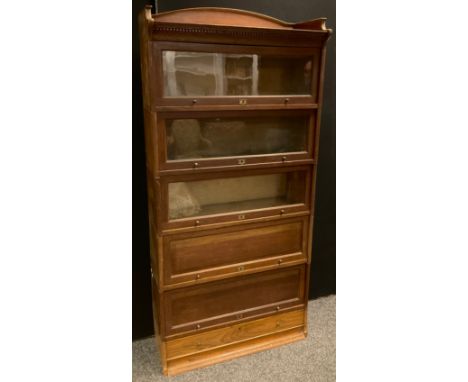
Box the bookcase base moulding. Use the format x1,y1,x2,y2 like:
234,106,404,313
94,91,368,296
139,6,331,376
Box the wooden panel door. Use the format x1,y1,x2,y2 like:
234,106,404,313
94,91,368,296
162,265,306,338
162,216,308,287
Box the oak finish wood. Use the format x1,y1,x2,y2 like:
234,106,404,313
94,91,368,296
139,5,331,375
162,216,308,288
167,326,306,376
162,265,305,337
166,309,305,360
151,7,324,30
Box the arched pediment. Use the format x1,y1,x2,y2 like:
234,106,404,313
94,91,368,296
145,6,328,31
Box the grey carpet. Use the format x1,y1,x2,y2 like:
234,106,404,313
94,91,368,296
133,295,336,382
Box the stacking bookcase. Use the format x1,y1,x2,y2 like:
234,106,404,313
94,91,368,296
138,6,332,375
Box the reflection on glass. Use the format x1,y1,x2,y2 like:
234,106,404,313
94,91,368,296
166,116,308,160
168,172,305,219
163,51,313,96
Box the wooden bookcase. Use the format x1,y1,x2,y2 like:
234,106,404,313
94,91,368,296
138,6,332,375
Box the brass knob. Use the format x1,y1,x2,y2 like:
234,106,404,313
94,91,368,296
276,306,281,311
196,274,200,279
284,98,290,103
282,156,287,162
278,259,283,265
195,220,200,226
193,162,199,168
238,266,244,271
280,209,285,215
192,99,198,104
196,324,201,329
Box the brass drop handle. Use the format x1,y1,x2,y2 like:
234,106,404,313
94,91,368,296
284,98,290,104
196,324,201,329
276,306,281,311
280,209,285,215
192,99,198,104
193,162,199,168
195,220,200,226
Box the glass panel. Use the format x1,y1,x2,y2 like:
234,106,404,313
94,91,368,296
166,115,308,160
168,172,305,219
163,51,313,97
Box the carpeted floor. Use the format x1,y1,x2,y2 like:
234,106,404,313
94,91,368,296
133,295,336,382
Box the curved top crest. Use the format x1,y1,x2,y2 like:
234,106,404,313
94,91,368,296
144,6,330,32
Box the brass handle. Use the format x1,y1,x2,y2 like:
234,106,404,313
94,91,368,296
278,259,283,265
238,158,246,165
238,265,244,271
284,98,290,104
192,99,198,104
239,99,247,105
280,209,285,215
238,214,245,220
196,274,200,280
196,324,201,329
193,162,199,168
195,220,200,226
276,306,281,311
282,156,287,162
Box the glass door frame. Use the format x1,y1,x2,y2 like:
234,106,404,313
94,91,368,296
157,165,312,231
150,41,321,108
156,109,317,173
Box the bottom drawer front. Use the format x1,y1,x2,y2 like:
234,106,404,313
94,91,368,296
163,265,305,337
166,309,305,360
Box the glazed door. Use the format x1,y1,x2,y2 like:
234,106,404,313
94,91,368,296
158,166,312,230
157,109,316,172
151,42,321,107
